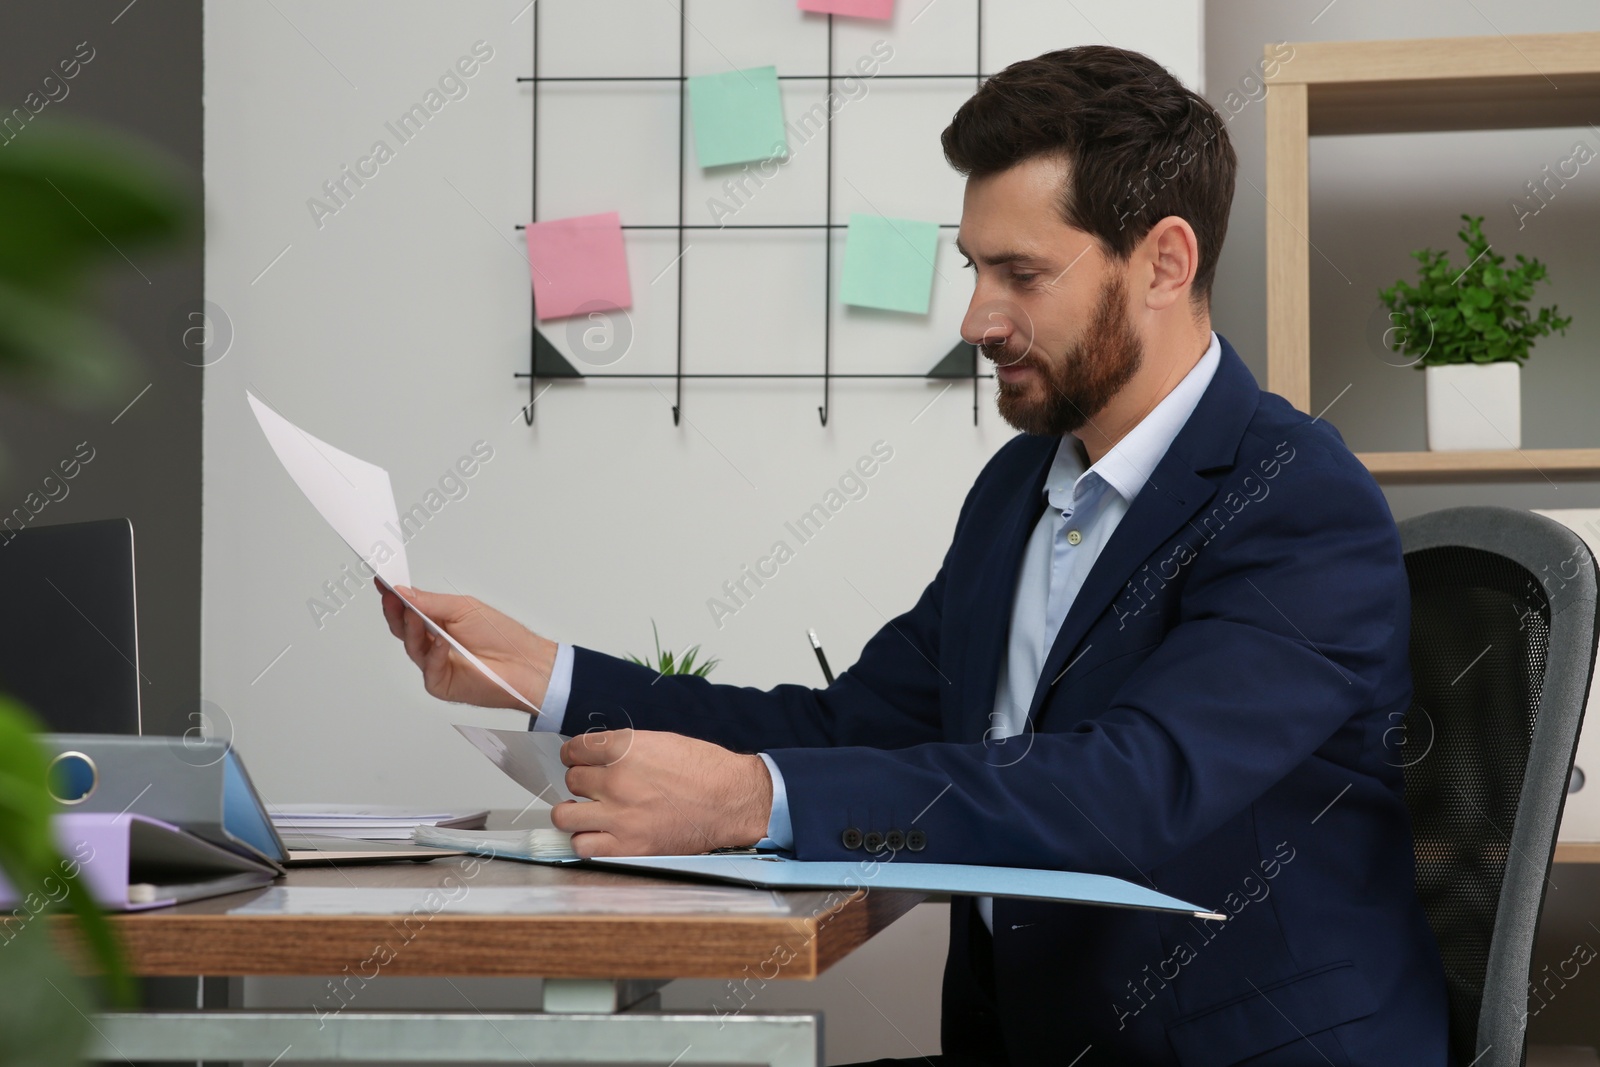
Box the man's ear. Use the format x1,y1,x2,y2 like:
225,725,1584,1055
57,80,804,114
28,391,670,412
1140,215,1199,312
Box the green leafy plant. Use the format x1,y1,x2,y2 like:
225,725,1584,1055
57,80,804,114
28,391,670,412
625,620,719,678
0,118,189,407
0,697,135,1067
0,118,188,1066
1377,213,1571,369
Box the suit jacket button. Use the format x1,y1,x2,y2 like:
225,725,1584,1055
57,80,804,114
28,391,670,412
863,831,886,853
841,827,863,849
906,830,926,851
885,830,906,851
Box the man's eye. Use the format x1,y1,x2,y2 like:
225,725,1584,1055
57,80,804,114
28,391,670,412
1013,273,1038,284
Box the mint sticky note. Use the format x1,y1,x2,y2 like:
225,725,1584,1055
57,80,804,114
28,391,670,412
840,213,940,314
526,211,632,321
688,66,788,169
799,0,895,19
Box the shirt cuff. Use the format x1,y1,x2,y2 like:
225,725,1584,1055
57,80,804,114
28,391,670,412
754,752,794,851
530,641,574,733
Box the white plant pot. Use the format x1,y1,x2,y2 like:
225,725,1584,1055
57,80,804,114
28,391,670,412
1424,362,1522,451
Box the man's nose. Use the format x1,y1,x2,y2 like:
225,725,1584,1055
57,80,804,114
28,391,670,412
962,298,1014,351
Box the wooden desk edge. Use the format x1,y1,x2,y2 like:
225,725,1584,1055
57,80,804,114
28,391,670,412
38,886,925,981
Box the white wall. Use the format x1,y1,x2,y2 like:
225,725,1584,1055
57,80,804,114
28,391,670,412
203,0,1201,808
203,1,1200,1059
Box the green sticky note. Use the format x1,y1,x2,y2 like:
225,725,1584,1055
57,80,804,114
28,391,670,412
688,66,789,169
840,213,940,314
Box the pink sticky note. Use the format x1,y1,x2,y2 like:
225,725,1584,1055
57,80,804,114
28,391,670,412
526,211,632,321
798,0,894,18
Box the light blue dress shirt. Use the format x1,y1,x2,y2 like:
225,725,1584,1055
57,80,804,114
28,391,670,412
536,333,1222,869
534,642,574,729
973,333,1221,929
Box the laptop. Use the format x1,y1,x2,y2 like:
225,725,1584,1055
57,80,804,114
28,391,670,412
277,834,466,865
6,519,454,866
0,518,142,733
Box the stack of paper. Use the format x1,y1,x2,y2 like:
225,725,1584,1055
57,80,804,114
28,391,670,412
414,825,577,861
269,805,489,842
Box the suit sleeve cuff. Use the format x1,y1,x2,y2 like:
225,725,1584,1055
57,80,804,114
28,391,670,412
755,752,794,851
530,642,575,733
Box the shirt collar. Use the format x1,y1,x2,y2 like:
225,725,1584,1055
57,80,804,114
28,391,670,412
1042,331,1223,509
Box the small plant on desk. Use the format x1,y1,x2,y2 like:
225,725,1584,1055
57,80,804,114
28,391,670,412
625,620,719,678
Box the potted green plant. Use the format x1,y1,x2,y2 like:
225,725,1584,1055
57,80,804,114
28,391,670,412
1378,214,1571,451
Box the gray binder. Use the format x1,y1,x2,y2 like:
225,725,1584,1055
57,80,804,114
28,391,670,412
40,734,288,872
40,734,463,868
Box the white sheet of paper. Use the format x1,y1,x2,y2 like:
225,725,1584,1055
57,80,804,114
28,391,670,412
454,724,579,804
249,392,540,714
248,392,412,586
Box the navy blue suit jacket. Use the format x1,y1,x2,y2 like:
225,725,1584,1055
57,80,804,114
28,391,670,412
563,335,1452,1066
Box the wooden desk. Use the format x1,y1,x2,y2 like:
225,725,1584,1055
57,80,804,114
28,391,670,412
109,853,920,980
85,854,925,1065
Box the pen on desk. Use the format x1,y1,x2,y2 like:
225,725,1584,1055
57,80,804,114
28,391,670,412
808,628,835,685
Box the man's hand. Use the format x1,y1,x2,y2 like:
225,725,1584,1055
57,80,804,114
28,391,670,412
551,729,774,857
378,581,557,713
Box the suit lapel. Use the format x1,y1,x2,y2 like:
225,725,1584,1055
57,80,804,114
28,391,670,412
1025,465,1215,719
957,438,1055,741
1024,336,1262,721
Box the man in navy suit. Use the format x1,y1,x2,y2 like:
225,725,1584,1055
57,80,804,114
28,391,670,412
383,44,1450,1067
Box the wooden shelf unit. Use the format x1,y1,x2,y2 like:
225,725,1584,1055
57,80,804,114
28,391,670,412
1555,842,1600,864
1354,447,1600,482
1262,32,1600,481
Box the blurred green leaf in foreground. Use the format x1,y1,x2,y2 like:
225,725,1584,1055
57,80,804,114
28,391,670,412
0,117,190,1066
0,118,191,408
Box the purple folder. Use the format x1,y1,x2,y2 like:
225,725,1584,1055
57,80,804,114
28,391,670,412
0,812,279,912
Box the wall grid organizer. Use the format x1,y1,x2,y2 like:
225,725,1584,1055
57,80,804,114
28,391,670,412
514,0,995,426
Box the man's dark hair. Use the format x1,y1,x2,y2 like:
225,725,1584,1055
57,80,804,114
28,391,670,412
942,45,1237,307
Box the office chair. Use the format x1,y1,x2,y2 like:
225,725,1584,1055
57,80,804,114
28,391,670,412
1398,506,1600,1067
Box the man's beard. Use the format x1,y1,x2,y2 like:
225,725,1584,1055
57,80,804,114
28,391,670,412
987,273,1144,437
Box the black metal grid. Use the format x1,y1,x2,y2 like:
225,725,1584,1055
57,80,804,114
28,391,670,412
513,1,991,426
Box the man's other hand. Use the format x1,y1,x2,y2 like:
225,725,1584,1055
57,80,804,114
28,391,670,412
551,729,774,857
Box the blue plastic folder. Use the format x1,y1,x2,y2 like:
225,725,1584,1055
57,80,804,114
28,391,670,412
413,826,1224,920
589,853,1226,920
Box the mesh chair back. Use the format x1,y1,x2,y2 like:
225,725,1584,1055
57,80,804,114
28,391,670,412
1399,506,1598,1067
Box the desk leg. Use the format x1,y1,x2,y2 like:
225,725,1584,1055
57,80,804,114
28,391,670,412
543,978,670,1013
136,974,241,1067
88,1008,823,1065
